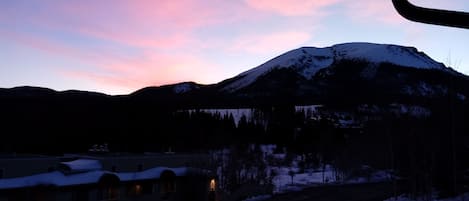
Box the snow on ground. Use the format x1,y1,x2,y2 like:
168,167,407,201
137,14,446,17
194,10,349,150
346,169,394,184
295,105,323,119
213,144,394,198
384,193,469,201
271,166,335,194
258,145,393,194
242,195,272,201
271,165,392,194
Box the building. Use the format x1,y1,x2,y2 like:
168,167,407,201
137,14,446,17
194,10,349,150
0,153,217,201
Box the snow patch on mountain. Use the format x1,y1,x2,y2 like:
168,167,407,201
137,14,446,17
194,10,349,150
332,43,444,69
358,104,431,118
223,43,446,91
389,103,431,117
402,82,448,97
173,82,199,94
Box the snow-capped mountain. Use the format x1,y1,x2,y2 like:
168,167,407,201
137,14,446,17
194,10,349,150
223,42,446,92
0,42,468,154
3,42,464,108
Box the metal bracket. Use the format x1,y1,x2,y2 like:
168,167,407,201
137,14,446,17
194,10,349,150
392,0,469,29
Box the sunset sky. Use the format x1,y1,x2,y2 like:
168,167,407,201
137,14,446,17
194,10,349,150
1,0,468,95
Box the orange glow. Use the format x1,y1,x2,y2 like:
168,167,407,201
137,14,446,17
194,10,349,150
210,179,216,191
135,184,142,195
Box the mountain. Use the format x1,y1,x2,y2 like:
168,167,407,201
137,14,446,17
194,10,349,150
3,43,468,195
221,42,447,92
2,42,468,109
0,42,468,153
2,42,468,107
112,42,469,108
213,42,467,107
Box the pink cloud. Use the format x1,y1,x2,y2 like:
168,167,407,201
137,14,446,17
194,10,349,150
6,0,443,95
244,0,343,16
0,1,257,94
0,1,246,50
46,0,247,49
0,28,223,94
64,53,224,93
229,31,311,54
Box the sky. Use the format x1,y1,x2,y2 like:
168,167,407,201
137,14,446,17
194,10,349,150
0,0,468,95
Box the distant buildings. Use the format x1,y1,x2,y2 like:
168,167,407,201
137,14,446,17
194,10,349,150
0,152,216,201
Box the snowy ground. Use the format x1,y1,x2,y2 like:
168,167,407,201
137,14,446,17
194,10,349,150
259,145,393,194
272,166,332,193
271,165,392,194
384,193,469,201
243,195,272,201
261,145,392,194
238,145,467,201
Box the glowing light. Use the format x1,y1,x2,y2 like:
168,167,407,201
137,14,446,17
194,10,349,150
210,179,216,191
135,184,142,195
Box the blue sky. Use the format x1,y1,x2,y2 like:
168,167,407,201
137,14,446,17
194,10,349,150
0,0,468,94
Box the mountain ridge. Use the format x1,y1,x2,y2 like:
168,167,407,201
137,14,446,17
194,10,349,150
222,42,448,92
1,42,467,106
0,42,468,154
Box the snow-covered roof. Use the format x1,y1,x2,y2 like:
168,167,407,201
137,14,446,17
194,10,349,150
0,167,205,190
60,159,102,173
117,167,173,182
117,167,206,181
0,171,107,189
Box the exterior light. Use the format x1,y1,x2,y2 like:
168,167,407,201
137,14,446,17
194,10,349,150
209,179,216,191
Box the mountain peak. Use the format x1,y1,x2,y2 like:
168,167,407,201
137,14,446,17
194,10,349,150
222,42,446,92
331,42,444,69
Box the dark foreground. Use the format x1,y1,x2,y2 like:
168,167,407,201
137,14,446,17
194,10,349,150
266,182,402,201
